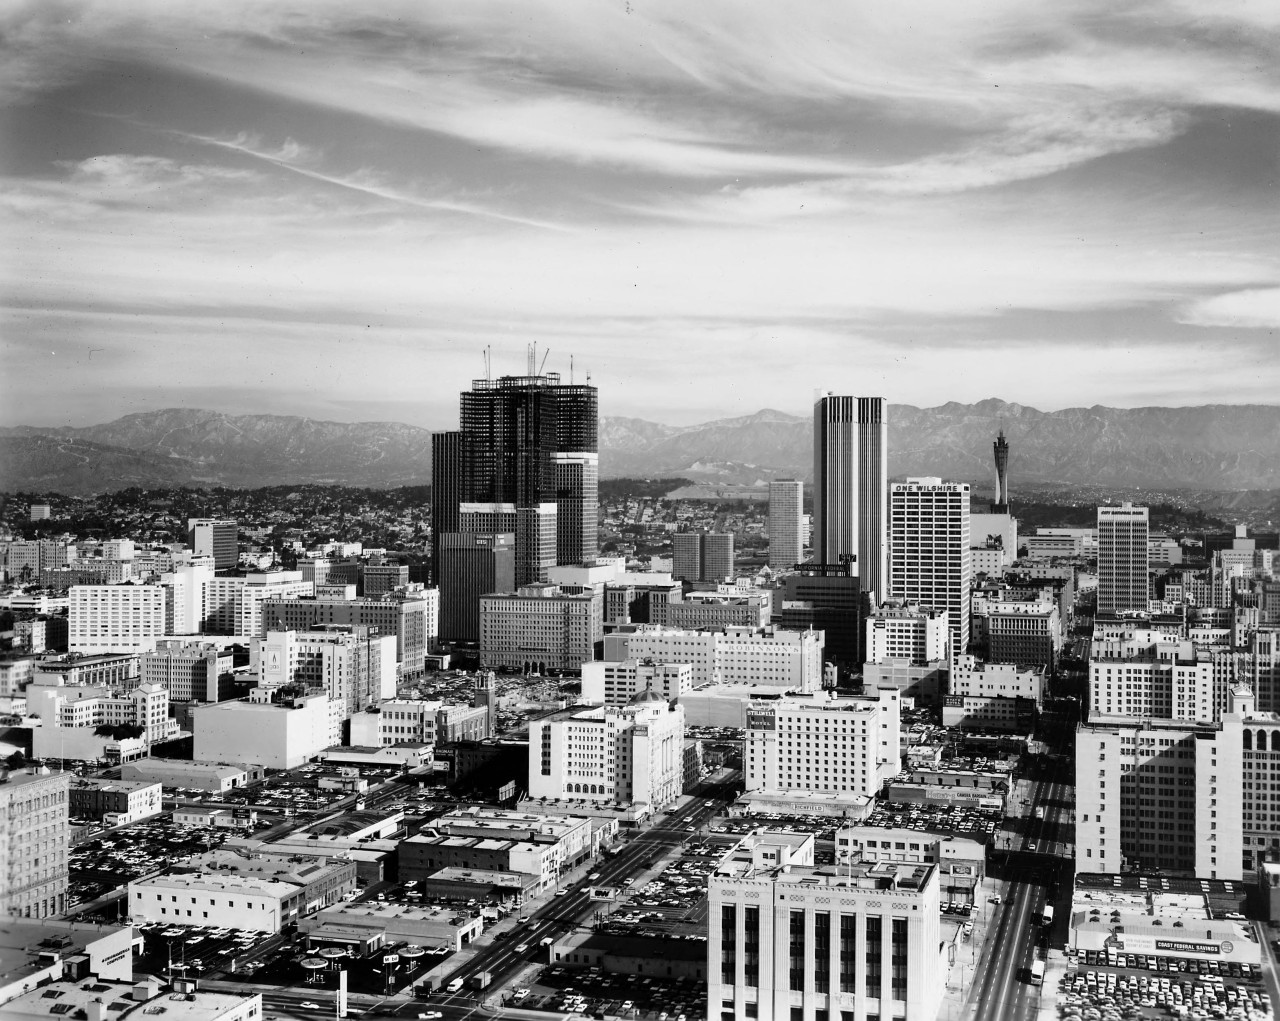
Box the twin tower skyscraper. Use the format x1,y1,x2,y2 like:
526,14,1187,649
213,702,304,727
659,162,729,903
812,393,887,604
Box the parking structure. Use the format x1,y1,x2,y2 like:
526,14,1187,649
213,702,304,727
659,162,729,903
526,964,706,1021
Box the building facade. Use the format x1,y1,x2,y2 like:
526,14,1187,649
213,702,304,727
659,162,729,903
812,394,887,604
673,532,735,585
580,659,695,705
141,640,232,702
527,694,685,809
745,689,902,799
68,583,167,654
708,857,943,1021
768,479,805,572
889,479,971,656
187,518,238,571
1,769,70,920
1097,503,1150,616
479,583,601,673
437,532,516,642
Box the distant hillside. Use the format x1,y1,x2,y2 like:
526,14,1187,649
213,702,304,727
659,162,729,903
1,400,1277,494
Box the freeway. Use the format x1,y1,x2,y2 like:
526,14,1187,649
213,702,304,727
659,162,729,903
965,753,1073,1021
430,778,738,1009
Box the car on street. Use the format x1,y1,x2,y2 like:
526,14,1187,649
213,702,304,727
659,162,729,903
517,916,530,924
299,1003,320,1011
515,942,529,953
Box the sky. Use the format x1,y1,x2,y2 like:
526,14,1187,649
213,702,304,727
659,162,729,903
1,0,1278,429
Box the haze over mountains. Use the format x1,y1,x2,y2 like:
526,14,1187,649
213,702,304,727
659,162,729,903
1,400,1277,495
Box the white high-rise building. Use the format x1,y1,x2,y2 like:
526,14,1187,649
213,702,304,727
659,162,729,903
813,394,887,603
745,689,901,799
864,603,949,664
889,479,971,655
709,851,944,1021
255,627,396,721
1097,503,1150,616
528,691,685,809
203,571,313,637
69,583,167,653
1074,685,1269,880
768,479,805,572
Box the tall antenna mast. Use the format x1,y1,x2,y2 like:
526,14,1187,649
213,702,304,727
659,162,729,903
570,354,574,384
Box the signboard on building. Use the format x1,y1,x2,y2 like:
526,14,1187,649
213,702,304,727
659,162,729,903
746,710,775,731
1155,940,1223,956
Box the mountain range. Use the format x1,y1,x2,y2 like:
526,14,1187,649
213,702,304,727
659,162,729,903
1,400,1277,495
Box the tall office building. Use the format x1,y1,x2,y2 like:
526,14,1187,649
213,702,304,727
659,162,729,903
1097,503,1150,616
2,768,70,920
992,428,1010,513
812,394,887,603
432,368,597,594
673,532,735,584
438,532,516,642
889,478,972,655
768,479,804,571
187,518,238,571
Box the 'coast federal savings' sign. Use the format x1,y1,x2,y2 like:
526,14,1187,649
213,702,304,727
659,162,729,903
1155,939,1224,956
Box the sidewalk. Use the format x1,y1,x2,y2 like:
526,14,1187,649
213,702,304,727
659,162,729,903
939,873,1003,1021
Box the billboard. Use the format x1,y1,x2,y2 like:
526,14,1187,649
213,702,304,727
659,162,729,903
589,887,618,901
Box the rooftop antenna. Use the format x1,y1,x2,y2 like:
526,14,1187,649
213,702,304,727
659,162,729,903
528,342,536,376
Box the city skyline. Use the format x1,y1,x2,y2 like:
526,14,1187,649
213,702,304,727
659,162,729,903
3,2,1280,430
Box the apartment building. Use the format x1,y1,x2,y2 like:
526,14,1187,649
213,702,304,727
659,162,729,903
68,583,167,654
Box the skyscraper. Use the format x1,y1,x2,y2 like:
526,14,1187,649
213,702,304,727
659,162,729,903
433,368,598,592
1097,503,1149,616
889,478,972,655
767,479,804,571
812,394,887,603
992,427,1010,513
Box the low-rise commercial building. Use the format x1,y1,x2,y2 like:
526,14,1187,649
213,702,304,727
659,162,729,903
192,690,335,770
68,777,163,826
128,852,356,932
942,656,1045,732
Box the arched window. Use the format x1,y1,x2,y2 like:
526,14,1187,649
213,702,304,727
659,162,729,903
1244,730,1253,750
1260,730,1270,753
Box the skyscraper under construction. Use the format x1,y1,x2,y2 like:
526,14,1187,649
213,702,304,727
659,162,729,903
432,363,598,638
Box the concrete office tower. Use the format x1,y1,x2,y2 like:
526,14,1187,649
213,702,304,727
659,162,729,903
779,562,863,671
673,532,734,584
438,532,516,642
1097,503,1150,616
992,427,1010,512
889,478,972,655
1,768,70,920
433,369,597,578
187,518,238,571
709,850,944,1021
812,394,887,603
768,479,804,571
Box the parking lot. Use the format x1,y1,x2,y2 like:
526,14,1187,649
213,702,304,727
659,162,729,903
69,821,231,904
134,920,284,979
603,840,727,934
1058,967,1271,1021
518,964,707,1021
862,800,1001,841
215,761,407,814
